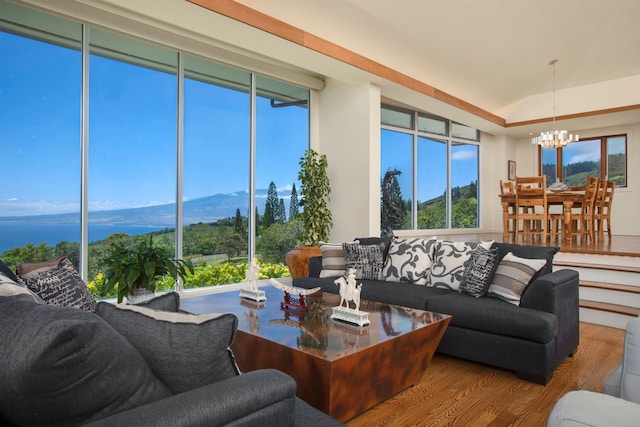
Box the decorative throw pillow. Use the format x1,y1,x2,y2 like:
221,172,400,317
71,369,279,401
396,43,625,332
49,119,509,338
17,256,97,311
0,272,45,304
130,291,180,312
354,236,395,261
0,259,19,282
95,302,240,394
382,237,437,285
15,254,66,275
487,252,547,305
460,246,500,298
319,243,346,278
342,242,385,280
429,240,494,291
0,297,170,426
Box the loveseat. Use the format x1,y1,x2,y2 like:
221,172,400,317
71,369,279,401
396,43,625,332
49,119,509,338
0,259,344,427
293,237,580,385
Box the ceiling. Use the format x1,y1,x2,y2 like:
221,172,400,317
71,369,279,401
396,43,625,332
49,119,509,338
234,0,640,135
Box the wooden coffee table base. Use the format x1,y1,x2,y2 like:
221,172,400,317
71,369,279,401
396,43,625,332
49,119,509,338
232,316,450,422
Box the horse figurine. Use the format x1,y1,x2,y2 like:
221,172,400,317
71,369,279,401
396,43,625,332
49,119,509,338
334,268,362,311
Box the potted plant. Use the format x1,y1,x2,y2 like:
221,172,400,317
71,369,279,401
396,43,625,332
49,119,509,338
286,149,333,279
100,235,193,303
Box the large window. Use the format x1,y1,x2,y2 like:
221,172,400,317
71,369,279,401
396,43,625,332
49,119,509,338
381,105,480,232
540,135,627,187
0,2,310,293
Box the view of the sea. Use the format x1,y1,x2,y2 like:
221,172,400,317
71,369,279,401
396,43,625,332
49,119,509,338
0,223,166,254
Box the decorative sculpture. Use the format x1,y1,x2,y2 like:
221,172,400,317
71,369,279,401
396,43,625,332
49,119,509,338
269,278,320,311
239,258,267,302
331,268,370,327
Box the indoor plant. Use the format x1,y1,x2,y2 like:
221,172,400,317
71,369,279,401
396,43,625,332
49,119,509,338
100,235,193,303
286,149,333,279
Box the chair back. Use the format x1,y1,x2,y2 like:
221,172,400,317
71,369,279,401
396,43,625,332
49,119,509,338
500,180,514,196
515,176,547,212
598,180,615,214
582,177,598,215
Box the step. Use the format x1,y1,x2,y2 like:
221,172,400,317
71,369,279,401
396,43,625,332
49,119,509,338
580,306,635,330
580,300,640,317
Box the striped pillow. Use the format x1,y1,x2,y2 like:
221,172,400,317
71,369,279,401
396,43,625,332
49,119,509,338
319,243,346,278
487,252,546,305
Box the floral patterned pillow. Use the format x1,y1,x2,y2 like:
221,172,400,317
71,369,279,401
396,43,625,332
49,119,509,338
429,240,494,291
382,237,437,285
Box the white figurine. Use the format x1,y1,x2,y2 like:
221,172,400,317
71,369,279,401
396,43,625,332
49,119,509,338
245,257,260,290
334,268,363,312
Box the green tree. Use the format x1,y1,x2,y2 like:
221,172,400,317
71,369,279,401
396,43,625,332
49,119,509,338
263,181,279,228
216,228,247,261
234,208,244,234
256,218,303,264
289,183,299,220
276,198,286,223
381,169,405,236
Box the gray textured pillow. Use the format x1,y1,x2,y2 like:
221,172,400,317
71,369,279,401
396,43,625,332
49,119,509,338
95,302,240,394
0,297,171,426
17,256,97,311
430,240,494,291
131,291,180,312
460,246,499,298
0,273,45,304
342,242,385,280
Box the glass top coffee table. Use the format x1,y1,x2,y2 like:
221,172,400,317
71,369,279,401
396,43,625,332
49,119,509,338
181,285,450,422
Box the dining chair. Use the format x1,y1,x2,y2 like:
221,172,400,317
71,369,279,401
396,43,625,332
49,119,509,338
515,176,547,242
594,179,615,239
500,180,516,240
568,177,598,241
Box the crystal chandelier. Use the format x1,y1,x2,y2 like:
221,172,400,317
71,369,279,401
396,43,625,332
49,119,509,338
531,59,578,148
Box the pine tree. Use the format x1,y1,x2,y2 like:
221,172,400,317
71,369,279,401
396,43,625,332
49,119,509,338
263,181,279,228
289,183,299,220
234,208,244,234
381,169,406,236
276,198,287,223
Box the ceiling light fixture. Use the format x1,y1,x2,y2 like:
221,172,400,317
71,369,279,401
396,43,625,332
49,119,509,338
531,59,578,148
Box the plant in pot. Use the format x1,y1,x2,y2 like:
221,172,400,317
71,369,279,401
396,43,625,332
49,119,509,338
100,235,193,303
286,149,333,279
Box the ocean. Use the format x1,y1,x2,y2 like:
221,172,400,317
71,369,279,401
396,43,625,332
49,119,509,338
0,223,166,254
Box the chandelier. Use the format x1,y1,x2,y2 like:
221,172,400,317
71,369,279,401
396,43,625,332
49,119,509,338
531,59,578,148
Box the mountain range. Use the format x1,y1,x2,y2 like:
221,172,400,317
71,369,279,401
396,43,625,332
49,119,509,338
0,188,292,226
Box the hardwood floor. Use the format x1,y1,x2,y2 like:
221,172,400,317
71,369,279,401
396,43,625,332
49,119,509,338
346,322,624,427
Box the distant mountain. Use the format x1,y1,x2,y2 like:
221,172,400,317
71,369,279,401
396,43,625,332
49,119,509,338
0,188,292,226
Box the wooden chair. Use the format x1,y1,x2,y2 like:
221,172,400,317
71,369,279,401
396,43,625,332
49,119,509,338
568,177,598,241
515,176,547,242
500,180,516,240
594,179,615,239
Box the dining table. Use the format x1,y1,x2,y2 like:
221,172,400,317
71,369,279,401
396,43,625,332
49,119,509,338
499,190,585,241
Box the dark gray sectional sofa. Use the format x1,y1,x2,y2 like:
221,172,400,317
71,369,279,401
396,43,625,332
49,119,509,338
293,240,580,385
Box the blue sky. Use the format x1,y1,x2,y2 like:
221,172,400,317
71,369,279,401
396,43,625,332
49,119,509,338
0,31,306,218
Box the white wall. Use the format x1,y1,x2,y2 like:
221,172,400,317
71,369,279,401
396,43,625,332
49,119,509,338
317,79,381,242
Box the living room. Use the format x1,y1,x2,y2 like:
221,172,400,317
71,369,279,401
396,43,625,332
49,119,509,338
2,0,640,425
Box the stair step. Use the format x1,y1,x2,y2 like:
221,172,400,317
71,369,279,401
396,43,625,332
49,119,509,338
555,260,640,274
579,300,640,317
580,281,640,294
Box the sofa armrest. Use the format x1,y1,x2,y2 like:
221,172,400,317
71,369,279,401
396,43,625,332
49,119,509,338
520,269,579,314
521,268,580,360
83,369,296,427
547,390,640,427
309,256,323,278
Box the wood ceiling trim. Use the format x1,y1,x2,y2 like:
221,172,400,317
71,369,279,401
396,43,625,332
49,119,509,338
187,0,506,127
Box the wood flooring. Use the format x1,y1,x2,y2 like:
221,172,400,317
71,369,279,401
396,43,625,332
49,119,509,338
346,322,624,427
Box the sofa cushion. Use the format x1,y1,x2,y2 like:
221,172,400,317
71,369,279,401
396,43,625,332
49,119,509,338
0,273,45,304
342,242,385,280
460,246,499,298
16,255,97,311
430,240,494,291
95,302,240,394
318,243,346,278
15,254,66,275
355,236,394,261
492,242,558,279
131,291,181,312
382,236,437,285
0,296,171,426
487,252,547,305
426,292,558,343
